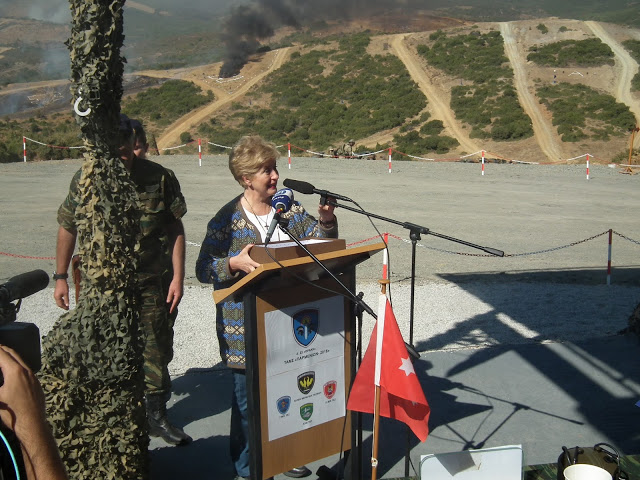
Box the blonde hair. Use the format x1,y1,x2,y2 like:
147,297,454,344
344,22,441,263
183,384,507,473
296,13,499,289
229,135,280,187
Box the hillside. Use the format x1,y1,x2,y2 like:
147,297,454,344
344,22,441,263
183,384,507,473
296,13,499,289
1,16,639,164
149,18,640,164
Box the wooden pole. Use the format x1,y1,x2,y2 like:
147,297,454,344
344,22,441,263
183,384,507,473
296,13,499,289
628,128,637,166
371,385,381,480
621,126,639,174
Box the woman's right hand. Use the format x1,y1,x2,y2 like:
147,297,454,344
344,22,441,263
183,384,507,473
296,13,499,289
229,244,261,274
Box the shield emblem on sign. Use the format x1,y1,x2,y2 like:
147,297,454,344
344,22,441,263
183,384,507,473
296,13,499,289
276,396,291,415
300,403,314,421
324,381,337,399
292,308,319,347
297,371,315,395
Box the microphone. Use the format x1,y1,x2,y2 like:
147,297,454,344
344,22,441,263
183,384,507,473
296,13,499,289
0,270,50,305
265,188,294,244
283,179,353,203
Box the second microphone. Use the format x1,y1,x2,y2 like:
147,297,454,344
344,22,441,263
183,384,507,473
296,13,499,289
265,188,294,244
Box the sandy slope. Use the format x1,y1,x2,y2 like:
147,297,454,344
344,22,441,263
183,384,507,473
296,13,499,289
155,47,291,150
500,22,564,162
586,21,640,125
390,33,482,155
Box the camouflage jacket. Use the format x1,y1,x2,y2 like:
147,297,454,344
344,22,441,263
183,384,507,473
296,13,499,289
58,157,187,275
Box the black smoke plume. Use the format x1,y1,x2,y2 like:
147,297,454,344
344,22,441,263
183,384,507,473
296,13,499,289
219,0,405,77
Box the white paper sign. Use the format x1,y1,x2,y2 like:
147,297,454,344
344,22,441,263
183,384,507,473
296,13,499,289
264,296,346,441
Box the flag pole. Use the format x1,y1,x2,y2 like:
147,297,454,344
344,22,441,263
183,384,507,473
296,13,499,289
371,279,389,480
371,384,381,480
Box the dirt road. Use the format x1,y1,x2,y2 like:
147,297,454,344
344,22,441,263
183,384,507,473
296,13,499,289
500,22,564,162
390,34,482,155
156,48,291,150
586,21,640,125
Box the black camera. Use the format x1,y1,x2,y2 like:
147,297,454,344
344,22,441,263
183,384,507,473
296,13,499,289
0,269,49,379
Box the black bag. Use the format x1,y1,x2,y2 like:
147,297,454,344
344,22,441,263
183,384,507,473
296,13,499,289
557,443,629,480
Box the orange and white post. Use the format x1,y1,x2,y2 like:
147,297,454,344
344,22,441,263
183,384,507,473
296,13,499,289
288,142,292,169
23,136,27,162
607,229,612,285
198,138,202,167
586,154,590,180
382,233,389,280
388,148,392,174
481,150,485,176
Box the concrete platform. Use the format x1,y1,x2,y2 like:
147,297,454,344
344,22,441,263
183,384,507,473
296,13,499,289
149,332,640,479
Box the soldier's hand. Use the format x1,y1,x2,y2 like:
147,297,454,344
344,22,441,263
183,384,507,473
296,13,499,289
166,277,183,314
53,280,70,310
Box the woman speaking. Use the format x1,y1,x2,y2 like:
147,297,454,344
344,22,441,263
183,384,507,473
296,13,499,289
195,135,338,480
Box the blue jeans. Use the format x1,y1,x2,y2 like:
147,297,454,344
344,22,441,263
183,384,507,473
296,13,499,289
231,370,250,477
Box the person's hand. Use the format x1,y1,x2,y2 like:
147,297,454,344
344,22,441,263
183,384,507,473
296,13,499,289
53,280,70,310
166,277,184,314
0,346,46,436
229,244,261,274
318,198,336,225
0,346,68,479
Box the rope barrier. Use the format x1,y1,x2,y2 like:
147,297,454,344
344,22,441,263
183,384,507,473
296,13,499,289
24,137,84,149
0,251,55,260
206,141,232,150
160,140,195,151
4,229,638,285
330,229,629,259
21,134,615,168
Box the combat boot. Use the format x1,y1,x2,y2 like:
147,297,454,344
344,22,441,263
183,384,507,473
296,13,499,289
145,392,192,446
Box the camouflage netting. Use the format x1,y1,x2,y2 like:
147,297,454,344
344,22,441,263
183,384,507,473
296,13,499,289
37,1,149,478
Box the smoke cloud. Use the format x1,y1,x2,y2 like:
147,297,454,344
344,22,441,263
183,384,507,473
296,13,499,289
219,0,409,77
27,0,70,24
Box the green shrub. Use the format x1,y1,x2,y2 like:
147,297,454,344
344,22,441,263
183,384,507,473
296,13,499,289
537,82,636,141
622,40,640,91
123,80,213,128
204,33,435,151
527,38,614,67
418,30,532,141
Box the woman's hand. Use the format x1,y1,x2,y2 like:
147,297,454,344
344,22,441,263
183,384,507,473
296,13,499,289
318,197,336,225
229,244,261,274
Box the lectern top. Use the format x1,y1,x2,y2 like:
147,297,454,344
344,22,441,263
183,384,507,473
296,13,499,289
212,241,385,304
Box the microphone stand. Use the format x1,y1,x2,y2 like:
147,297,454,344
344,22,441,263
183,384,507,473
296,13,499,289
317,195,504,478
277,221,377,319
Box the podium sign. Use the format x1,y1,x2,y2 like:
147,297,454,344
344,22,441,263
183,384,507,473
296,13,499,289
248,279,353,478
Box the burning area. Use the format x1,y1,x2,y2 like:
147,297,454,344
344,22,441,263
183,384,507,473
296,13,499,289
218,0,427,78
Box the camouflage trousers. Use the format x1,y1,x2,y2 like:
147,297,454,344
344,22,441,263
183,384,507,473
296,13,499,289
139,271,177,395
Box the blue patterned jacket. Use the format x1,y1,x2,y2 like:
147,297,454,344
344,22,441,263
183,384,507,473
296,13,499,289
195,194,338,368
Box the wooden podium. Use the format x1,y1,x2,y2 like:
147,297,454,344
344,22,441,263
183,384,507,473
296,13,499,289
214,239,384,480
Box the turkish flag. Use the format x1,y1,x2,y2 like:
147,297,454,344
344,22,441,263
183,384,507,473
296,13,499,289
347,294,430,442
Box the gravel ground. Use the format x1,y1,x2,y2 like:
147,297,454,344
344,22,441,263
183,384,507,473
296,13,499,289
2,155,640,375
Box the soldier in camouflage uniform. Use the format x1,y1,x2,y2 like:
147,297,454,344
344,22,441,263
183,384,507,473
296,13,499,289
53,115,191,446
345,139,356,157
